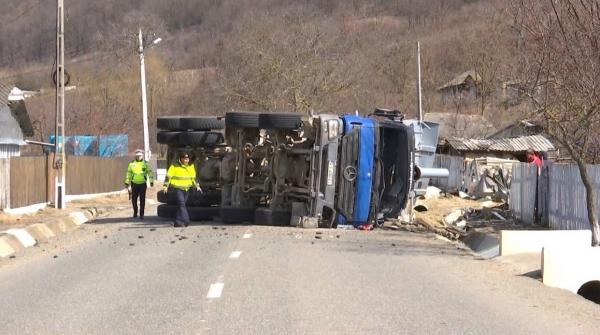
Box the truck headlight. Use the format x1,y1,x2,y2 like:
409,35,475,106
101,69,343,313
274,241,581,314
328,120,339,139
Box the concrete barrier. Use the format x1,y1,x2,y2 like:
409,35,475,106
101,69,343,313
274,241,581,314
25,224,56,242
461,231,499,259
0,207,109,258
500,230,591,256
4,228,36,248
68,212,88,226
0,234,17,258
542,246,600,296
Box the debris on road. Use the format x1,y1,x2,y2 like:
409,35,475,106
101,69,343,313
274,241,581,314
424,186,442,199
387,192,513,240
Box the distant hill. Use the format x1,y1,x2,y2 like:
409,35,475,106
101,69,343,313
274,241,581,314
1,0,522,154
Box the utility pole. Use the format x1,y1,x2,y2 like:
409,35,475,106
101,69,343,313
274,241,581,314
54,0,66,209
416,41,423,122
138,29,151,161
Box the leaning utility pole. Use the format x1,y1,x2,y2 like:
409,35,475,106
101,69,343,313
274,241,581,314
138,29,151,161
54,0,66,209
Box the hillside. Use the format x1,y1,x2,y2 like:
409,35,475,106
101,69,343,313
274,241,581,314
0,0,522,153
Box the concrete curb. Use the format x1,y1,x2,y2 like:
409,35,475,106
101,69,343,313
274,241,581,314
0,206,113,259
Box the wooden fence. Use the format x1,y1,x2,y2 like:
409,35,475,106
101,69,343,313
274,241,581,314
0,156,132,209
9,156,48,208
66,156,130,195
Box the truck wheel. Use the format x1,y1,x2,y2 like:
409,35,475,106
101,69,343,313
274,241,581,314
188,191,221,206
220,206,255,223
177,131,224,146
157,190,171,204
157,117,182,130
258,112,302,130
271,209,292,226
188,206,219,221
225,112,260,128
179,117,225,130
157,204,176,218
158,190,222,206
157,131,181,145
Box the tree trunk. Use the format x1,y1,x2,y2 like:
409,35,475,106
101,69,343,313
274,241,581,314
573,156,600,246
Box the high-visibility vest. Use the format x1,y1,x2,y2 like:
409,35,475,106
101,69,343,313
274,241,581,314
125,160,153,185
165,162,197,191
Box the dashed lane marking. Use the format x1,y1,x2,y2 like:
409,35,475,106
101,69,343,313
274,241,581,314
229,251,242,259
207,283,225,299
243,233,253,239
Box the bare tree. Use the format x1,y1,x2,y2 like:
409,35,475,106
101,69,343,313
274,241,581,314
511,0,600,245
218,13,360,114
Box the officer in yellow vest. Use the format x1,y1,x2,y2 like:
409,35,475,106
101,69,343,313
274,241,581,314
163,151,202,227
125,149,154,220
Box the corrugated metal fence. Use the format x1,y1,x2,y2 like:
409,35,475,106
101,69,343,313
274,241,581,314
508,162,600,229
430,154,464,192
0,159,9,208
0,144,20,159
509,162,538,224
427,154,600,230
547,164,600,230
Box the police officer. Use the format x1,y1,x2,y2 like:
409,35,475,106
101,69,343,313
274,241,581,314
125,149,154,220
163,151,202,227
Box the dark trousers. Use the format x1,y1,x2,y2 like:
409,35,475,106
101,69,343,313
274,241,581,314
131,183,147,218
173,187,190,225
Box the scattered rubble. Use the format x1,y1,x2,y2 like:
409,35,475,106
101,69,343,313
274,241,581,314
387,191,514,240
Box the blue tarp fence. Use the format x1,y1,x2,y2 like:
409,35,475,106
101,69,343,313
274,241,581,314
49,135,128,157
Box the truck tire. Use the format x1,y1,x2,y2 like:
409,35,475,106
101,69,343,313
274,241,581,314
157,190,170,204
158,190,222,206
254,208,292,226
157,131,181,145
188,206,219,221
258,113,302,130
157,204,176,218
188,191,221,206
220,206,255,223
157,204,219,221
178,131,224,146
179,117,225,130
157,117,182,130
225,112,260,128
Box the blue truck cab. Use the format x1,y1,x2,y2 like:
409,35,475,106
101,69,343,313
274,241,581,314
335,110,414,228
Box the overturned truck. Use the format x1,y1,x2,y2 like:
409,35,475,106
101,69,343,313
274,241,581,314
156,109,442,228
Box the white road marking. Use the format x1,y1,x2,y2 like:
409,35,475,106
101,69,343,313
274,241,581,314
229,251,242,259
243,233,253,239
207,283,224,299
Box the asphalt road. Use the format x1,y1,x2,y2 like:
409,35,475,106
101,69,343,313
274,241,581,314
1,206,599,334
